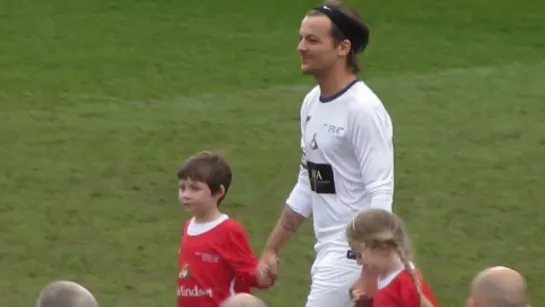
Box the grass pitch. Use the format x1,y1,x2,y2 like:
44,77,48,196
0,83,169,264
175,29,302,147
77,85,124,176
1,0,544,306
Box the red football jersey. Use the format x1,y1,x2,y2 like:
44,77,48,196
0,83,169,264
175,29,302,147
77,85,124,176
177,215,261,307
372,268,439,307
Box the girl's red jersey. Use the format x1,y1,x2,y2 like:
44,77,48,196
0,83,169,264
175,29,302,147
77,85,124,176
372,267,439,307
177,215,261,307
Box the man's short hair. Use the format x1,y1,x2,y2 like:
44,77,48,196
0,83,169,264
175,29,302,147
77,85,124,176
36,281,98,307
470,266,528,307
306,0,370,74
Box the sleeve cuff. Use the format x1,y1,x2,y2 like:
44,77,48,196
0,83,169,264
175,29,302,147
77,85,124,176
286,188,312,218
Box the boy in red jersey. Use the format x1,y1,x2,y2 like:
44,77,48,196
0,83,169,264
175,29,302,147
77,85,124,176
346,209,439,307
176,151,272,307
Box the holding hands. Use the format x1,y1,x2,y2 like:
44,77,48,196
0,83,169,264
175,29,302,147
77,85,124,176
350,263,378,306
256,248,279,288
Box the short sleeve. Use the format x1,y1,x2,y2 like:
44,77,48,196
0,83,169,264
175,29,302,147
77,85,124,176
219,222,260,289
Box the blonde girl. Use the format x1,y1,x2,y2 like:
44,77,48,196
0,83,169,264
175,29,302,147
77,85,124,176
346,209,439,307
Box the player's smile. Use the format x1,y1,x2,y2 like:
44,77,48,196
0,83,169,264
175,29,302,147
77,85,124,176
300,55,313,64
299,50,311,60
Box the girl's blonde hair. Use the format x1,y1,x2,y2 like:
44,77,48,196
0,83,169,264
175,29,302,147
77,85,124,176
346,209,433,307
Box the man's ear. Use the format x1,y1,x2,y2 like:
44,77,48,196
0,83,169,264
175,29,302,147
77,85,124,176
337,39,352,57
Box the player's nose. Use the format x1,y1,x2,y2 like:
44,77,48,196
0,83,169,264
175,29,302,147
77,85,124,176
180,194,191,202
179,191,192,202
297,40,307,53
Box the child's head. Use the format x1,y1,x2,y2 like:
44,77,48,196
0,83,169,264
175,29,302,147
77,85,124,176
346,208,410,269
346,209,433,307
177,151,232,216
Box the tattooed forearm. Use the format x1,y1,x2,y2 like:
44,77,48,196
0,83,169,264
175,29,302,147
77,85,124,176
279,205,305,233
264,205,307,253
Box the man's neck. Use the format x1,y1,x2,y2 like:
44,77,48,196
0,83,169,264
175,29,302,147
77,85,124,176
315,67,358,97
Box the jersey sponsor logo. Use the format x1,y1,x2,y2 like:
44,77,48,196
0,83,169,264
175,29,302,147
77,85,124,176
306,161,335,194
195,252,220,263
324,123,345,136
177,285,213,297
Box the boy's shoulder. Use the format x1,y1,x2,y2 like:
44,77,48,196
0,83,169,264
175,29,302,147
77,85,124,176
219,217,247,234
182,218,191,233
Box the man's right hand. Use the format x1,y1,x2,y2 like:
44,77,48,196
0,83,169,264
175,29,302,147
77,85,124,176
350,264,378,303
256,205,305,287
256,248,279,285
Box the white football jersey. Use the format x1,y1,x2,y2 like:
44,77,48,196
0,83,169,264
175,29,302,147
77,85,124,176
286,79,394,254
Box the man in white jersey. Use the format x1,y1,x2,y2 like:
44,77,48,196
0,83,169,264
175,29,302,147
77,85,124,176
256,1,394,306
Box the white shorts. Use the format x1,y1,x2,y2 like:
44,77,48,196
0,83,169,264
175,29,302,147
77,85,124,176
305,248,361,307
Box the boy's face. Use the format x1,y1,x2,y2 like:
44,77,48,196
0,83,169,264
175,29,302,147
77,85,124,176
178,178,223,215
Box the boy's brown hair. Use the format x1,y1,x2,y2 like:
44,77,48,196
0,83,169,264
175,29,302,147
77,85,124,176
177,151,232,206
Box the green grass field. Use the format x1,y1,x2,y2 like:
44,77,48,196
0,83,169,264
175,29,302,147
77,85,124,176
1,0,544,306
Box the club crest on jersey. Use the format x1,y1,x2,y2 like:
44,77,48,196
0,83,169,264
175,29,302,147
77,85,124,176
310,133,319,150
179,263,190,279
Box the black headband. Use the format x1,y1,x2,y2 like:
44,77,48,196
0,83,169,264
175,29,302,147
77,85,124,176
313,5,369,53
